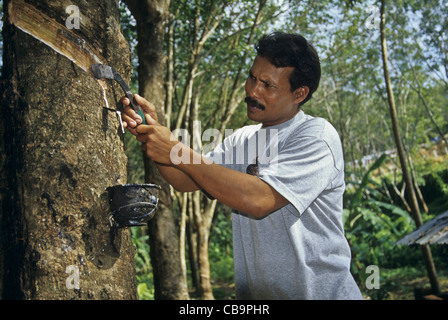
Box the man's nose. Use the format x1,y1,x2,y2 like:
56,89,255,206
246,79,262,100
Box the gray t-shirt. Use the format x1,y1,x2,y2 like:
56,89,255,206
206,110,363,300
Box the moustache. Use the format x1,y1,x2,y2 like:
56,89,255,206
244,97,265,110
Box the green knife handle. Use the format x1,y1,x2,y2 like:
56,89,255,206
125,90,146,125
137,110,147,125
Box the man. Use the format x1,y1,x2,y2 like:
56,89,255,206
122,32,363,300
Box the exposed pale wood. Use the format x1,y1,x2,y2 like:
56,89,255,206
8,0,105,73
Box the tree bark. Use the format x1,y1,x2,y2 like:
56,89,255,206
124,0,189,300
186,193,200,295
192,191,213,299
190,90,216,300
178,192,188,284
380,0,440,295
0,0,138,299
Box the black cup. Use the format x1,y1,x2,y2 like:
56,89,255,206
106,183,161,227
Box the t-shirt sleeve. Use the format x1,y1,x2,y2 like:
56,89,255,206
257,135,340,216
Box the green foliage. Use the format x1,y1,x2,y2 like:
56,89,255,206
209,210,234,284
131,227,154,300
137,281,154,300
344,155,420,299
418,162,448,214
209,209,234,299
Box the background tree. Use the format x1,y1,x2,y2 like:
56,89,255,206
379,0,439,294
124,0,189,300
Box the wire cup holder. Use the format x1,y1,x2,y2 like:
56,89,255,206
106,183,161,228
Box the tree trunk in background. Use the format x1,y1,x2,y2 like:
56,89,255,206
190,93,216,300
380,0,440,295
125,0,189,300
187,193,200,295
192,191,216,300
0,0,138,299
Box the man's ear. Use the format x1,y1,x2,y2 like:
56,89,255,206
293,86,310,105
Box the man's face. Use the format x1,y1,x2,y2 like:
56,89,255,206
245,56,309,127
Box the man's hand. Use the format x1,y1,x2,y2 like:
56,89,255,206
120,94,180,165
121,94,158,135
120,94,202,191
135,124,181,165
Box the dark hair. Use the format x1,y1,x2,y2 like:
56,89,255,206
255,32,321,107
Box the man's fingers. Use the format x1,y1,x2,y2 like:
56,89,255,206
120,96,130,105
135,124,153,134
134,94,154,112
126,125,139,137
144,113,158,125
134,94,158,123
120,94,161,137
122,112,138,128
120,97,142,122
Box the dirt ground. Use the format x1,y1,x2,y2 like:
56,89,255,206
385,275,448,300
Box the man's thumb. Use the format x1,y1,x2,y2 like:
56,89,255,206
145,113,158,125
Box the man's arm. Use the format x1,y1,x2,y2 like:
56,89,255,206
155,162,202,193
175,144,288,218
136,123,288,218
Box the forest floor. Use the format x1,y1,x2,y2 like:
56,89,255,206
384,273,448,300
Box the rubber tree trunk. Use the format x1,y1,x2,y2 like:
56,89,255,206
124,0,189,300
380,0,440,294
0,0,138,299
